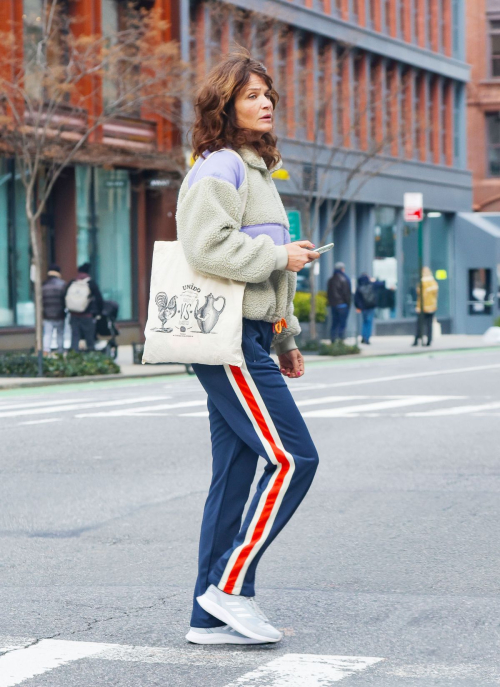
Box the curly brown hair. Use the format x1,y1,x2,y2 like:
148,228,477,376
191,50,281,169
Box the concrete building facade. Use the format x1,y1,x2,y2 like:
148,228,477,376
0,0,481,349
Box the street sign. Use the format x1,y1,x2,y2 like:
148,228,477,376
404,193,424,223
287,210,301,241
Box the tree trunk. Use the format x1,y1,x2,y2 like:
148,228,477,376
28,210,44,374
309,266,317,342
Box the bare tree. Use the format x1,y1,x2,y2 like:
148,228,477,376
275,42,411,340
0,0,189,371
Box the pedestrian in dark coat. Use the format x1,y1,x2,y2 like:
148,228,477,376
354,273,377,344
65,262,104,351
42,264,66,353
327,262,351,342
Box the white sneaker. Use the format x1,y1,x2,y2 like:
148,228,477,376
196,585,282,643
186,625,270,645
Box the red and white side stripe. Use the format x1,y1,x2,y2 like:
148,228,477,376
219,361,296,595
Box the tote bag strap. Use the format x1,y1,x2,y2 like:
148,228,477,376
193,148,248,222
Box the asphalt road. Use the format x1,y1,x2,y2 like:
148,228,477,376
1,348,499,686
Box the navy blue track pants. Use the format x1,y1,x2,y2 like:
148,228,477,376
191,319,319,628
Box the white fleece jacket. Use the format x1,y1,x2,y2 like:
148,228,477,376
176,146,300,354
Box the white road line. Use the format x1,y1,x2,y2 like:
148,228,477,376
0,639,115,687
408,400,500,417
296,395,368,407
302,396,456,418
17,418,62,426
0,396,171,419
0,637,383,685
306,363,500,390
0,398,96,411
76,399,207,417
179,411,209,417
222,653,384,686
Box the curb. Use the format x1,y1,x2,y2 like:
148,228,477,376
0,367,188,391
0,345,496,390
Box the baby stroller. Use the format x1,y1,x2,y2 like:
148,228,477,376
95,300,120,359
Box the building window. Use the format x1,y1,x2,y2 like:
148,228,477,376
23,0,44,100
452,0,460,57
0,159,34,328
0,160,13,327
368,0,376,28
490,20,500,77
384,0,391,33
334,0,342,17
276,33,288,137
336,48,345,144
453,85,461,163
353,55,362,148
486,112,500,176
317,42,327,143
351,0,359,23
297,36,308,139
76,166,134,320
385,65,393,151
428,78,435,158
373,206,398,319
413,0,420,43
369,59,378,146
441,82,447,163
469,269,492,315
429,214,450,317
426,0,432,48
439,0,446,52
414,74,422,159
399,0,405,38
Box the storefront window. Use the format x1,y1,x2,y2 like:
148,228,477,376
76,166,133,320
402,220,420,317
0,160,13,326
373,206,397,319
0,159,34,327
14,175,34,326
76,165,93,264
469,269,492,315
94,169,132,319
428,213,450,318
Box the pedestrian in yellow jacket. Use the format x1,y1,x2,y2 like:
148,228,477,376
413,267,439,346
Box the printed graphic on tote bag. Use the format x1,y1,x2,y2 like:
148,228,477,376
152,284,226,337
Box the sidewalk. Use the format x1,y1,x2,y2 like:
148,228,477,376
0,335,497,390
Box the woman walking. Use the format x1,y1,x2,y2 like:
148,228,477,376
177,52,320,645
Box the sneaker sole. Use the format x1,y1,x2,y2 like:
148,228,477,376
196,594,282,643
185,629,268,645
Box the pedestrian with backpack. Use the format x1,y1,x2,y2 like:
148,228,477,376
65,262,104,351
354,273,378,344
42,264,66,354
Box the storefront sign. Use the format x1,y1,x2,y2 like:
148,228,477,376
287,210,301,241
404,193,423,222
148,178,172,189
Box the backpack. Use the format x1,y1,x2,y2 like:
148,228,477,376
359,283,376,308
65,278,92,313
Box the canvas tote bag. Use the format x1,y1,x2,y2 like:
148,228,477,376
142,150,247,367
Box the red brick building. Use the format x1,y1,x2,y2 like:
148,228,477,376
1,0,474,348
466,0,500,211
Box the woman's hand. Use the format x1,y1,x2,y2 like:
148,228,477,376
278,349,305,379
284,241,320,272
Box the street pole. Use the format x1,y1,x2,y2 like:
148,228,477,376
417,219,424,345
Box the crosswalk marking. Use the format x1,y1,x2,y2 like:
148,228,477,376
76,399,207,418
408,400,500,417
0,639,116,687
0,396,172,419
17,418,62,426
222,653,384,686
302,396,458,418
296,395,368,407
0,398,96,411
0,637,384,686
